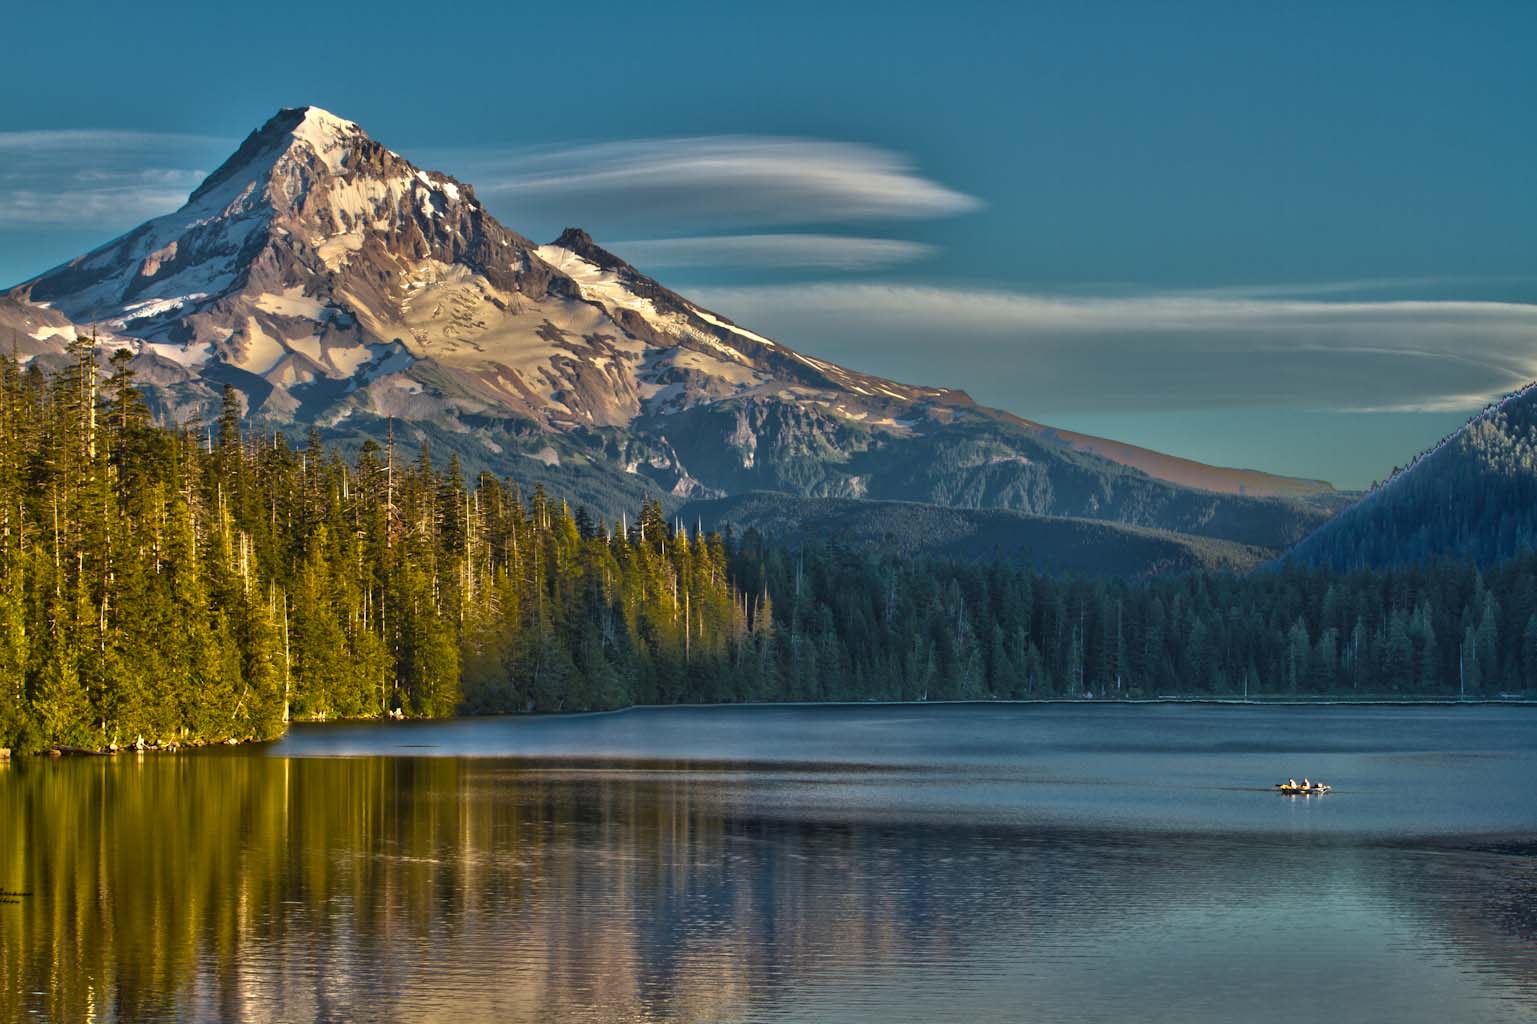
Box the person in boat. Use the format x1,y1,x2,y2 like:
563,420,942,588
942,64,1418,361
1302,778,1312,789
1287,778,1298,789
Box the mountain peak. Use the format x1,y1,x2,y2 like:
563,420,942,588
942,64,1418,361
550,227,628,272
189,105,367,205
288,104,357,129
255,105,360,136
553,227,595,249
283,105,365,171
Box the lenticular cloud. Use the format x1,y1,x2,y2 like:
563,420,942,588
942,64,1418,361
452,136,980,230
692,282,1537,415
609,234,934,271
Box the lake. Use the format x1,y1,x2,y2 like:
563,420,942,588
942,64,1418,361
3,703,1536,1022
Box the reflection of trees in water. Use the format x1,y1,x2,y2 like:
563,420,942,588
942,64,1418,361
1369,839,1537,999
3,758,1537,1022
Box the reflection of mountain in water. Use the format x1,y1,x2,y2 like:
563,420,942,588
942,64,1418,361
1,755,1534,1022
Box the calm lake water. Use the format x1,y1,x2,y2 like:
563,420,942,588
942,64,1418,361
3,703,1536,1023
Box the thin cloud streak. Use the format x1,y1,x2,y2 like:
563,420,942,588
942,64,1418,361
0,129,227,151
0,186,199,225
445,136,980,231
1187,274,1537,299
691,282,1537,415
0,129,225,228
696,283,1537,336
609,233,934,271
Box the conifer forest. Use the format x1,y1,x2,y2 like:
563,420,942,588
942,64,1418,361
1,341,1531,754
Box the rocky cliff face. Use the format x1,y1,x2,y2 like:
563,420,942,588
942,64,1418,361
5,106,1335,547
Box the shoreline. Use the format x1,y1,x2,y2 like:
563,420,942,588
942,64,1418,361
13,694,1535,759
635,696,1537,710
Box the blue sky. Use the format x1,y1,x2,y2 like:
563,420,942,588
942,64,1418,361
3,0,1534,488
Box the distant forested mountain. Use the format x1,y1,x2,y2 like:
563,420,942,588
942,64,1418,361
683,493,1270,577
1286,384,1537,570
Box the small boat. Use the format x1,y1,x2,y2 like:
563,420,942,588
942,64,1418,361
1275,782,1331,795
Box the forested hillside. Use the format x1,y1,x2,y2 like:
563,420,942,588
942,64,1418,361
683,492,1270,576
1286,384,1537,570
1,342,1531,754
0,340,747,753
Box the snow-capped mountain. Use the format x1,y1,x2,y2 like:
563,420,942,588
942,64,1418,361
18,108,923,423
5,107,1336,548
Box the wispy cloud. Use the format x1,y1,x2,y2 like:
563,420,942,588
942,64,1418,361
441,136,980,232
0,129,227,227
609,233,934,271
0,129,224,152
0,170,207,225
1186,274,1537,299
690,282,1537,415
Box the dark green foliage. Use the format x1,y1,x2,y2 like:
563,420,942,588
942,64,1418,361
0,346,750,750
724,537,1537,700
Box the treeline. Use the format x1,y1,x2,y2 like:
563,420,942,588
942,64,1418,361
1,343,1532,753
743,539,1537,699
